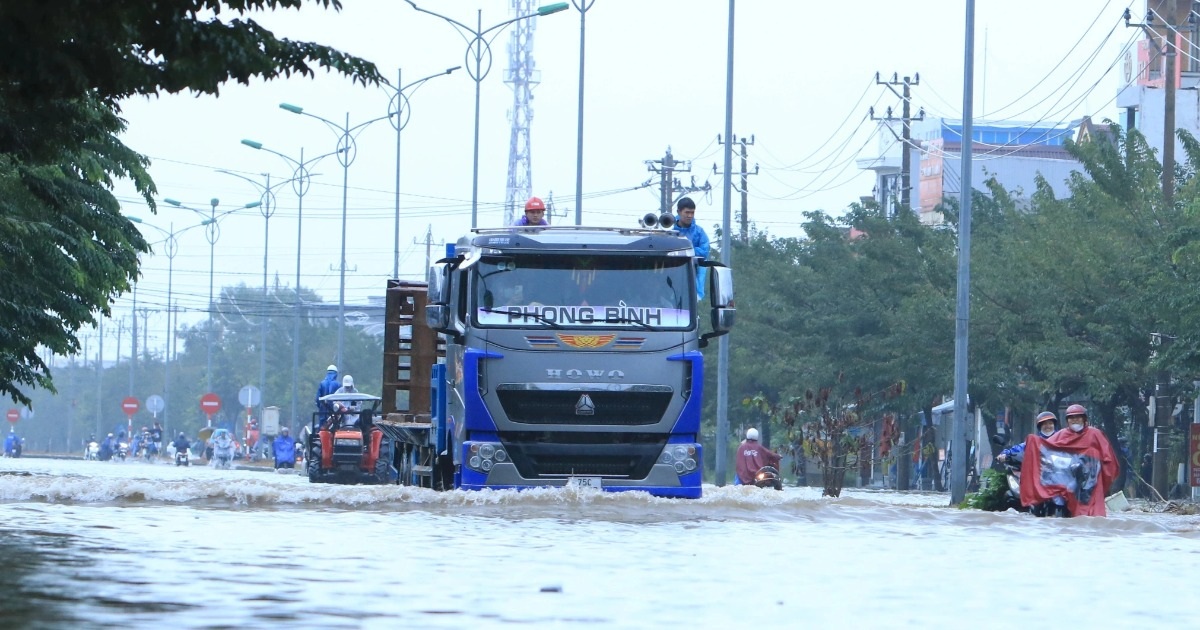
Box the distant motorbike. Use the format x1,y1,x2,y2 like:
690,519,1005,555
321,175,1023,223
84,441,100,461
139,440,158,462
210,430,236,470
175,448,190,467
754,465,784,491
116,441,129,462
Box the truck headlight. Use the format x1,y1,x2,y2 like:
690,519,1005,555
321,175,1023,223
466,441,509,473
658,443,698,476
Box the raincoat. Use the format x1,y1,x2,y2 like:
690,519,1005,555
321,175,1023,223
734,439,781,485
273,433,296,467
316,370,339,414
672,219,710,300
1019,426,1119,516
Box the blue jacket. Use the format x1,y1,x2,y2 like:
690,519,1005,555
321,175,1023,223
4,433,17,452
316,370,339,412
273,434,296,465
673,220,711,300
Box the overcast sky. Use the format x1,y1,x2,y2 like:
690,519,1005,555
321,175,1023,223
99,0,1138,362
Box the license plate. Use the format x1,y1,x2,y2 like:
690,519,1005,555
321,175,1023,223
567,476,602,489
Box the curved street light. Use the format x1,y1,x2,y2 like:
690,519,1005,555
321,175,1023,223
127,216,212,440
217,169,298,417
240,140,343,428
572,0,595,225
405,1,570,228
276,104,405,370
382,65,460,279
163,197,261,394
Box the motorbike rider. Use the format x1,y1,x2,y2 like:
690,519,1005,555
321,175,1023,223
172,432,191,458
1043,404,1119,516
273,427,297,469
4,428,19,457
734,428,781,485
998,411,1058,464
999,411,1067,516
99,433,115,461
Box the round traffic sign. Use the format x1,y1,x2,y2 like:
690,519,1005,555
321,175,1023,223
5,409,17,424
199,393,222,416
146,395,165,415
238,385,262,408
121,396,140,416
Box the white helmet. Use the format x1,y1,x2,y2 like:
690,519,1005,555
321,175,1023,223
327,364,338,372
342,375,354,388
746,427,759,441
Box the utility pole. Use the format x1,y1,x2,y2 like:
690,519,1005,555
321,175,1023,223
1163,0,1180,210
871,72,924,216
716,134,758,242
414,224,446,273
1152,332,1174,498
139,307,150,363
96,318,104,437
1126,3,1184,209
646,147,692,215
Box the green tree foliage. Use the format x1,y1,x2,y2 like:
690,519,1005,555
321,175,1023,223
0,0,381,405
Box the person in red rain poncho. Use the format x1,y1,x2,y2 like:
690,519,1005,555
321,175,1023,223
1019,404,1119,516
734,428,781,485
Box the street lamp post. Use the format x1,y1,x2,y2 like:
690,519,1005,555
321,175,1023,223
128,217,209,439
572,0,594,225
218,169,293,416
163,197,261,394
277,104,412,369
241,140,342,428
384,66,460,278
406,1,569,228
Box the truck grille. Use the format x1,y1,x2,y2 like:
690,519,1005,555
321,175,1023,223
500,431,666,479
496,390,671,425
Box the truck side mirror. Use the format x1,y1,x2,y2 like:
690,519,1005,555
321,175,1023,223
427,263,450,305
707,264,734,309
425,304,451,331
699,264,735,347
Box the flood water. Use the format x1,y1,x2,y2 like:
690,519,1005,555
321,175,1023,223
1,456,1197,628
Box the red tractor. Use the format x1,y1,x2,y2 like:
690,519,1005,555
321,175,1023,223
307,392,393,484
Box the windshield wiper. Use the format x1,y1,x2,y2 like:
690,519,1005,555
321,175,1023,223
480,307,564,329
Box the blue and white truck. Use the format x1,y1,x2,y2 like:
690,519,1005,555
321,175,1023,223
376,220,734,498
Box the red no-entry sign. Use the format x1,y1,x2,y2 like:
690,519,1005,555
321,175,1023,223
199,393,222,416
121,396,140,417
5,409,17,424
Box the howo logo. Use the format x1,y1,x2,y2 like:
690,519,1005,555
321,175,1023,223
545,369,626,380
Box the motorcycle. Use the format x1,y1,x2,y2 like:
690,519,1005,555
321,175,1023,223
116,441,129,462
84,441,100,461
210,429,236,470
175,448,190,467
754,465,784,491
1000,459,1068,517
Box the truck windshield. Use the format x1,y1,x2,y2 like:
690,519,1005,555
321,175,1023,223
472,254,693,329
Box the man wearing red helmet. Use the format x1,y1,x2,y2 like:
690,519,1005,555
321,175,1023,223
514,196,549,226
1019,404,1119,516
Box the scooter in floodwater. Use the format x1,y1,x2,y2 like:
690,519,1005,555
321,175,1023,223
84,441,100,461
116,441,129,462
175,448,190,467
1001,460,1069,517
754,465,784,491
210,429,236,470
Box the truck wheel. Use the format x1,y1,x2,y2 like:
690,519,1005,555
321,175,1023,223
307,444,322,483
